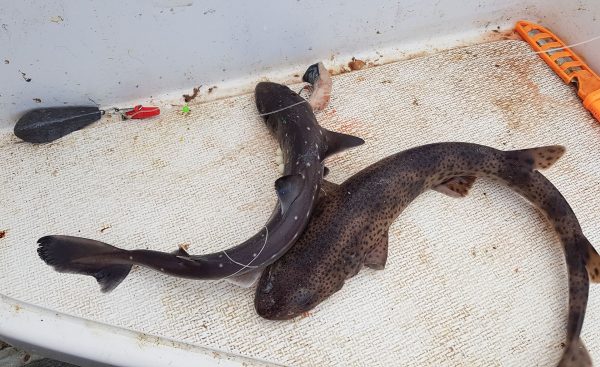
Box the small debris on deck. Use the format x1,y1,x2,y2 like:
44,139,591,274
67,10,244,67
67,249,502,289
19,70,32,82
183,86,201,102
348,57,366,71
179,104,191,116
49,15,64,23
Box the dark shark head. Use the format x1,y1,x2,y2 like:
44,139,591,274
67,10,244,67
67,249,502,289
254,253,345,320
254,82,303,123
255,267,320,320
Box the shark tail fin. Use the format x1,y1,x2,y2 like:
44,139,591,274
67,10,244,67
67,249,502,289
558,338,592,367
37,235,132,292
507,145,566,170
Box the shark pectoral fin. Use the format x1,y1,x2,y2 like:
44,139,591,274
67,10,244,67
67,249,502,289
322,129,365,159
225,268,264,288
364,230,389,270
323,166,330,177
275,174,304,214
558,338,591,367
507,145,566,170
433,176,477,198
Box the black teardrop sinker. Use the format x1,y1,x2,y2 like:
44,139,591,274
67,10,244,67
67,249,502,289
14,106,102,143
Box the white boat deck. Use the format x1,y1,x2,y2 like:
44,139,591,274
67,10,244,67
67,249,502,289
1,40,600,366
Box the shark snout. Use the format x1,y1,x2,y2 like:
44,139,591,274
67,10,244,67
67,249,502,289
254,82,270,116
254,81,300,118
254,295,285,320
255,82,285,116
254,278,287,320
255,282,318,320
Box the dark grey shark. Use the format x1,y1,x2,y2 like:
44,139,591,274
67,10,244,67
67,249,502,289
37,81,364,291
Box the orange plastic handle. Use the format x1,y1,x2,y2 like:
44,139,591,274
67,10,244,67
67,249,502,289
515,20,600,122
584,89,600,121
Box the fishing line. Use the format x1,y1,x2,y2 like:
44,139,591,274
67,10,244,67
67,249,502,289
222,226,269,277
200,32,600,279
450,34,600,63
257,100,309,117
253,34,600,117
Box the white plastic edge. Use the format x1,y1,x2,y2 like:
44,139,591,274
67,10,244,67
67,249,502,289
0,294,277,367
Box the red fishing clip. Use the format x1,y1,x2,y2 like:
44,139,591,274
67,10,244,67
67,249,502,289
121,105,161,120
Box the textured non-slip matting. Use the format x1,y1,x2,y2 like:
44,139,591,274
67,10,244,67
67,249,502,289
2,41,600,366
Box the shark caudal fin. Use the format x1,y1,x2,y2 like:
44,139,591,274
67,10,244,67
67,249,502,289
558,338,592,367
507,145,566,170
37,235,132,292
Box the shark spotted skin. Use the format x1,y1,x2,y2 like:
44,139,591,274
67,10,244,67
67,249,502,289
255,142,600,367
37,81,364,290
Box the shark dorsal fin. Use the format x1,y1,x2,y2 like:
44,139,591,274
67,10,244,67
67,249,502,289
323,129,364,159
275,174,304,214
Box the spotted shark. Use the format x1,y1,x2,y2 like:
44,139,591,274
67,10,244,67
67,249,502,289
37,80,364,290
255,142,599,367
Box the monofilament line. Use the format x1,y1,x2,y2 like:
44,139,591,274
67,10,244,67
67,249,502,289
223,226,269,278
252,34,600,119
